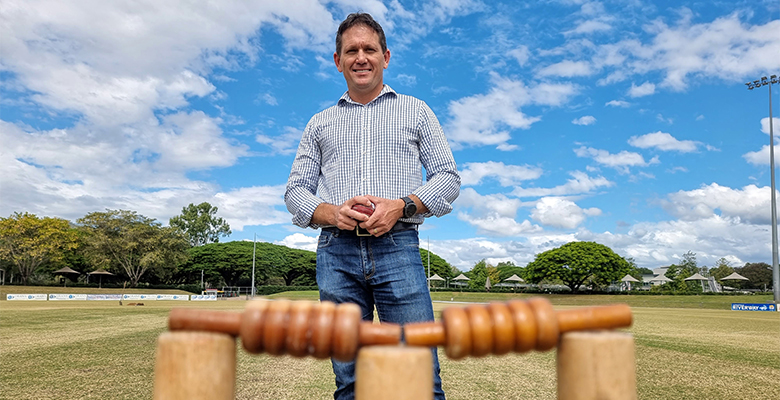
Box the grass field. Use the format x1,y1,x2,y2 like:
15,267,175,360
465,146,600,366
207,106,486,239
1,287,778,399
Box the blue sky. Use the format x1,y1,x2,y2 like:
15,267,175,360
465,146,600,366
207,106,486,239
2,0,779,271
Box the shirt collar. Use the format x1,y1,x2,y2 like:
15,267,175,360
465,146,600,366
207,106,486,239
338,85,397,106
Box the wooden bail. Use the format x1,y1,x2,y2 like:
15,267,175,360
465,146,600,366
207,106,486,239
556,331,637,400
153,331,237,400
355,345,433,400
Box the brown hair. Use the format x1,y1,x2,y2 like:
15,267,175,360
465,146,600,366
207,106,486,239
335,13,387,56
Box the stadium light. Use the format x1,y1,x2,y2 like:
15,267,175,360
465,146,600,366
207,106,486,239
746,74,780,303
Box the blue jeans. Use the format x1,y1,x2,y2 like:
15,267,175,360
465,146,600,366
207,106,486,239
317,228,445,400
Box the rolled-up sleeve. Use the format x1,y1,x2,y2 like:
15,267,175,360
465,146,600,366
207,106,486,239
285,122,325,228
413,103,460,218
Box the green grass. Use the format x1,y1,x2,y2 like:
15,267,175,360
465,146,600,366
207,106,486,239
0,287,778,399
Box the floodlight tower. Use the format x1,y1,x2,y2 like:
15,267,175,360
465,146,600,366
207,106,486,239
746,74,780,303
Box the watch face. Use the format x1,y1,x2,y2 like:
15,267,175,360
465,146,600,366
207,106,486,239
404,199,417,217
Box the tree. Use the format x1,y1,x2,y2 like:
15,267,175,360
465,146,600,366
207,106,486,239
420,248,453,281
0,212,78,284
524,241,630,293
496,261,525,281
169,202,231,247
710,258,735,282
664,251,702,293
181,241,256,287
466,259,500,290
737,262,773,290
78,210,189,286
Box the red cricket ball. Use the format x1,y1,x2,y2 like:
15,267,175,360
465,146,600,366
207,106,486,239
352,204,374,216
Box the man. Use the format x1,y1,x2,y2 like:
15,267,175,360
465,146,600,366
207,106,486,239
285,12,459,400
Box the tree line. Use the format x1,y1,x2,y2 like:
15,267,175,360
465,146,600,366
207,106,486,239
1,206,773,293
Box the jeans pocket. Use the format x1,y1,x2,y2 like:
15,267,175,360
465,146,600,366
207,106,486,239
387,230,418,248
317,232,333,249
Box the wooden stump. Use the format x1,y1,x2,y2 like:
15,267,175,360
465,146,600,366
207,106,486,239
355,345,433,400
153,331,236,400
557,331,637,400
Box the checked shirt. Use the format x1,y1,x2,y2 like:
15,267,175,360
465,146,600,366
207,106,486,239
285,85,460,229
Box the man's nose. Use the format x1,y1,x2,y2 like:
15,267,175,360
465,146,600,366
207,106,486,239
356,50,368,63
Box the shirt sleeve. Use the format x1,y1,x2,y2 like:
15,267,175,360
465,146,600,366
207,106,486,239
413,102,461,218
284,120,325,229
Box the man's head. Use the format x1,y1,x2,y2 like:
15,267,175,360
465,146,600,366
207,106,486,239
334,13,391,104
335,13,387,57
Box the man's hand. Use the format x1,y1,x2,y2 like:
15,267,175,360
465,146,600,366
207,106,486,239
312,196,374,230
359,196,405,236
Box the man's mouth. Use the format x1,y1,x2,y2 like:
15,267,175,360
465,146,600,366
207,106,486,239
353,69,371,73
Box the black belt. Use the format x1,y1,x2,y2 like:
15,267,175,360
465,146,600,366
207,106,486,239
322,221,418,237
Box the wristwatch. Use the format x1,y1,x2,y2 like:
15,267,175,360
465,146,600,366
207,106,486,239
401,196,417,218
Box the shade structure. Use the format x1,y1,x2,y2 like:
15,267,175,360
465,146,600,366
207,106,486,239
504,274,524,282
721,272,749,281
650,274,672,283
53,267,80,275
88,269,115,288
427,274,445,281
684,273,708,281
620,274,640,291
684,272,709,291
53,267,80,287
452,273,470,281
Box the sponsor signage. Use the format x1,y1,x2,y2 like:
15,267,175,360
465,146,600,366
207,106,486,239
156,294,189,301
191,295,217,301
87,294,123,301
122,294,157,301
49,294,88,301
7,294,47,301
731,303,777,312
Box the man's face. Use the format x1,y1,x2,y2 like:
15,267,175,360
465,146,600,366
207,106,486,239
334,25,390,103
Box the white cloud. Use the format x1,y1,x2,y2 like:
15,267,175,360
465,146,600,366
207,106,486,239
565,20,612,36
530,197,601,229
761,117,780,135
256,126,303,155
743,145,771,166
276,232,318,253
213,185,290,231
446,72,578,149
458,212,543,237
593,14,780,91
660,183,774,225
605,100,630,107
572,115,596,125
628,131,701,152
259,93,279,106
394,73,417,86
509,46,530,66
574,146,659,172
511,171,614,198
460,161,543,187
628,81,655,97
537,60,593,77
455,188,541,237
0,0,344,226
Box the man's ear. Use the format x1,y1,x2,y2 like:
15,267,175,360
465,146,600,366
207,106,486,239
384,49,391,69
334,52,343,72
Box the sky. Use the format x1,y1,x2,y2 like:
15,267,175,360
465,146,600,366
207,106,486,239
2,0,780,272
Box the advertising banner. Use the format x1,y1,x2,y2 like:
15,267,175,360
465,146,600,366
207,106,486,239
48,294,88,301
731,303,777,312
87,294,123,301
191,295,217,301
122,294,159,301
155,294,189,301
6,294,47,301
